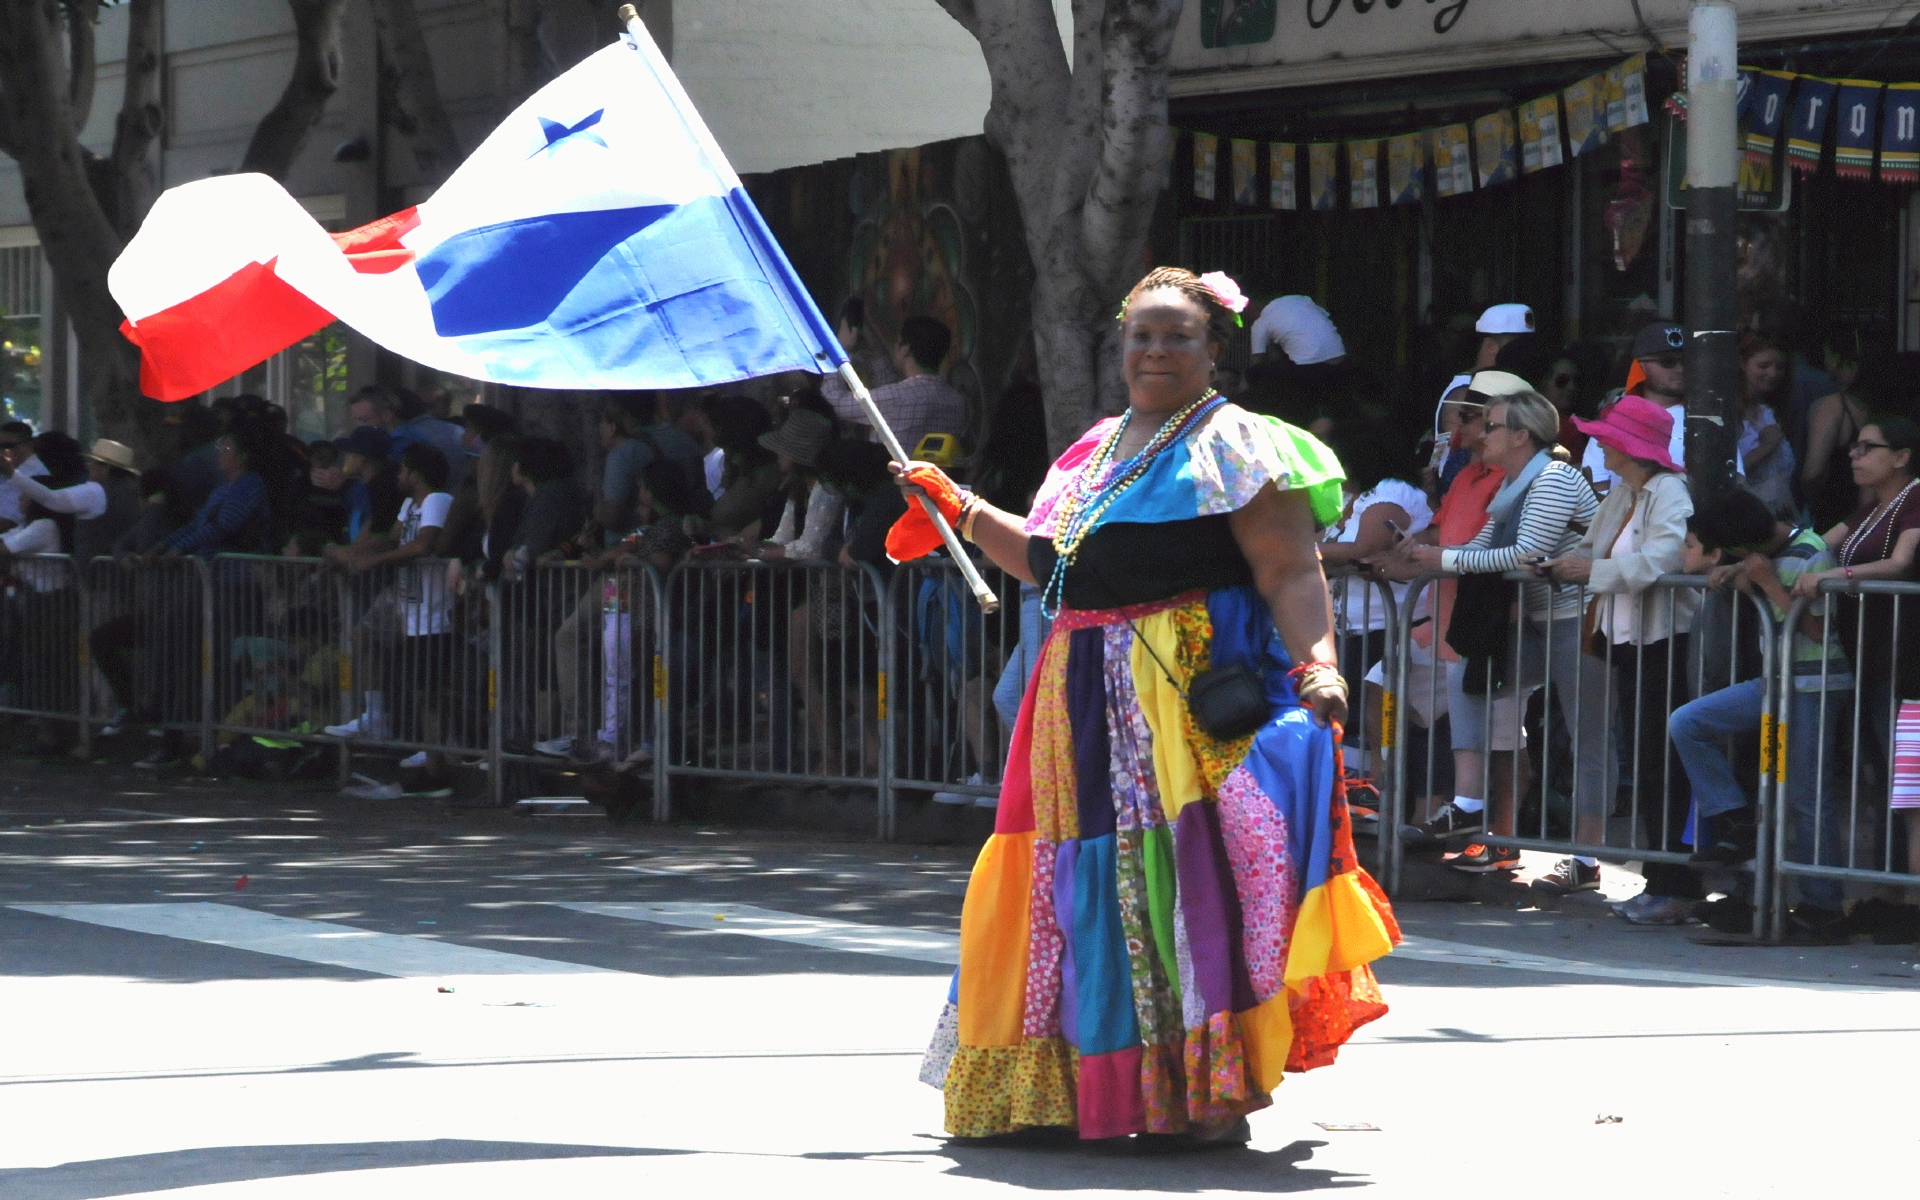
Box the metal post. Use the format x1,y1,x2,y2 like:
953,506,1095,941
75,559,91,761
196,556,215,763
876,563,896,840
487,581,504,807
651,564,670,823
1683,1,1742,498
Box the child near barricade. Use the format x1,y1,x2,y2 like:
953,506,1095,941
325,445,454,793
1667,487,1853,941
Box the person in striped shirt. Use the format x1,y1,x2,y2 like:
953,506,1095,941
1402,381,1608,874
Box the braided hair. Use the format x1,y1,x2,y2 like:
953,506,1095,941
1119,266,1239,352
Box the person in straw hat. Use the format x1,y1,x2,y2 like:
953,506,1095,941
0,434,141,562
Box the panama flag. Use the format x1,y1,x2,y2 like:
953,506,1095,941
111,25,845,401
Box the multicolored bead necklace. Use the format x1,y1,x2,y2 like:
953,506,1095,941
1040,390,1225,616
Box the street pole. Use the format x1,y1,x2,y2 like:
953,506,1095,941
1684,1,1742,496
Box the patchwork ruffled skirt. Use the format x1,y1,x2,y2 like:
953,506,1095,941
919,586,1400,1139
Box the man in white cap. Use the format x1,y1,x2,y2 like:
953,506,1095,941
1475,303,1536,369
0,435,141,562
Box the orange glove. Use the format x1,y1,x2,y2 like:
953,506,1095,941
885,466,969,563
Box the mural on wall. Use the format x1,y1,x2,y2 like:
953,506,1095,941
846,146,983,407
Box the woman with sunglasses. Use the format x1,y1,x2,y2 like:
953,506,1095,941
1794,417,1920,891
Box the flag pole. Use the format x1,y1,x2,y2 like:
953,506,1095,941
614,4,996,612
835,362,1000,613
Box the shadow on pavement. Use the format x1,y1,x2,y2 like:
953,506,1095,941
806,1137,1365,1192
0,1139,685,1199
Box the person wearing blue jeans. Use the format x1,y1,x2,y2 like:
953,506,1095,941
1668,488,1852,935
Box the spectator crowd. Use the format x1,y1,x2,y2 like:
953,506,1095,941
2,288,1918,949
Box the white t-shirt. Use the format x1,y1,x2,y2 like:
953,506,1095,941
703,447,726,499
397,491,453,636
1249,296,1346,366
2,517,65,592
0,453,46,526
1331,479,1432,633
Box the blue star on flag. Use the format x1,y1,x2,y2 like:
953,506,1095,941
533,109,607,156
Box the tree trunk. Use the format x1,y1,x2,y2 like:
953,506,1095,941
107,0,164,235
935,0,1177,455
0,0,145,447
367,0,463,184
240,0,350,182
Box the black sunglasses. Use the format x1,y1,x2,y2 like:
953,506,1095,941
1645,355,1683,369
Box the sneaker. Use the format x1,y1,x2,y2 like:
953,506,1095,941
399,750,429,770
1532,857,1601,894
533,736,576,758
1688,819,1756,866
1450,843,1521,873
339,777,404,800
132,749,179,770
1692,895,1756,935
1614,893,1695,925
1783,904,1850,945
570,740,618,766
401,782,455,798
324,714,366,739
932,772,986,806
99,708,130,737
1399,801,1484,847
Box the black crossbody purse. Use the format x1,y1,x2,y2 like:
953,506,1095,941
1127,619,1272,741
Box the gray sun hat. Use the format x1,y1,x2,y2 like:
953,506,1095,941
759,409,834,467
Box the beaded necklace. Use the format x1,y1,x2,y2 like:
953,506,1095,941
1040,390,1224,616
1840,477,1919,568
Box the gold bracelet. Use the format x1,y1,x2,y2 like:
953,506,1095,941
959,497,983,543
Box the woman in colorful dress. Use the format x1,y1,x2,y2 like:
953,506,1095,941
894,267,1400,1143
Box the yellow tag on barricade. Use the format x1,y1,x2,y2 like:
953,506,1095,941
652,654,667,702
1758,712,1778,781
876,671,889,721
1380,691,1397,750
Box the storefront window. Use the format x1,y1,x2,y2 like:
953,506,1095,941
0,315,40,426
1,244,41,425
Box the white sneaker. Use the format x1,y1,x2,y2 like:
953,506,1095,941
534,736,575,758
325,715,365,738
932,772,990,806
399,750,429,769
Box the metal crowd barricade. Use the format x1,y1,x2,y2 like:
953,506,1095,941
1328,568,1399,881
1772,580,1920,937
75,553,213,759
660,558,892,833
324,554,493,787
1,553,86,747
887,558,1019,824
488,559,666,813
201,554,349,769
1385,570,1778,938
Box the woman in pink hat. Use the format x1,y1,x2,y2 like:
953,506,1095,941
1541,395,1697,913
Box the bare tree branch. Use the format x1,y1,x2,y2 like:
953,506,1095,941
367,0,463,184
931,0,982,38
240,0,350,182
64,0,99,134
106,0,162,236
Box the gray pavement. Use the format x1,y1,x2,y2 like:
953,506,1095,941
1,759,1916,1197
